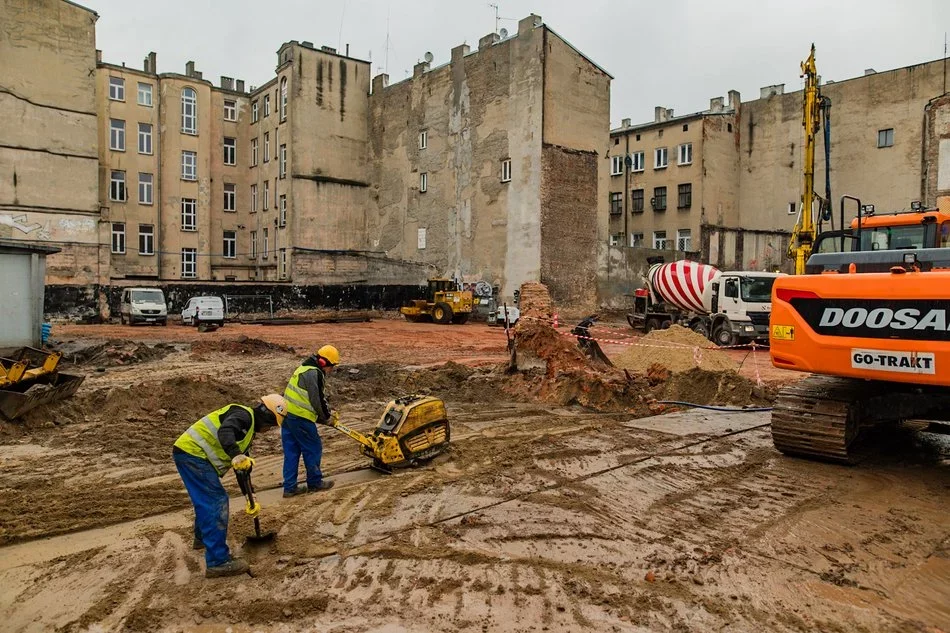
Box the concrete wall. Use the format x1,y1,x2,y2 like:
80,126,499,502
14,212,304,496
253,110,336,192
0,0,101,284
923,94,950,204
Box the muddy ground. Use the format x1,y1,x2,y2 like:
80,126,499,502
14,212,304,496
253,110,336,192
0,319,946,632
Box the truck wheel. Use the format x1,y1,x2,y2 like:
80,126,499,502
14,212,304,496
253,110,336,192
713,324,736,347
690,321,708,338
660,319,672,330
433,302,454,324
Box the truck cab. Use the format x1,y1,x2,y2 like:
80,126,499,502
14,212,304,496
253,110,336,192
710,273,780,346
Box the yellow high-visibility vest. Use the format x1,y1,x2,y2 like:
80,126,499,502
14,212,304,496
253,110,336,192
174,404,255,475
283,365,318,422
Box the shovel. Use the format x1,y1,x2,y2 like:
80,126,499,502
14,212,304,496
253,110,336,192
236,468,276,545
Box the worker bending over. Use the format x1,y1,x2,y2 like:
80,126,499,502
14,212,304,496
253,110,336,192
281,344,340,497
173,394,287,578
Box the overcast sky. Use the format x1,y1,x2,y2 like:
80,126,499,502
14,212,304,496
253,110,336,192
85,0,950,127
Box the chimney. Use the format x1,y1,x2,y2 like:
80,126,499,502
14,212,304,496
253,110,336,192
727,89,740,110
321,45,337,54
654,107,673,123
346,43,350,56
96,49,102,63
759,83,784,98
185,60,195,76
479,32,501,49
301,41,314,49
518,13,542,36
144,51,156,74
372,73,389,94
220,76,234,90
451,43,470,64
621,118,631,128
864,68,877,76
709,96,724,113
413,60,429,78
236,79,245,92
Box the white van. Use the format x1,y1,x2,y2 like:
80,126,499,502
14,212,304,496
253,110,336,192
119,287,168,326
181,296,225,327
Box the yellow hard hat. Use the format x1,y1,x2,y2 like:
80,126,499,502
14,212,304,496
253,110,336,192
317,345,340,366
260,393,287,426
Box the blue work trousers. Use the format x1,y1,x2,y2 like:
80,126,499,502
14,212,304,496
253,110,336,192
281,412,324,493
173,450,231,568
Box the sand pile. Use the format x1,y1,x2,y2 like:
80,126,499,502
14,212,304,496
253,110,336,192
612,325,735,374
191,335,295,356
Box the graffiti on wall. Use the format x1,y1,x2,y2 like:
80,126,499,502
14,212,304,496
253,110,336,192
0,213,97,243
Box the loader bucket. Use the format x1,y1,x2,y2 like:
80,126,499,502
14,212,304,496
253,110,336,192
0,373,85,421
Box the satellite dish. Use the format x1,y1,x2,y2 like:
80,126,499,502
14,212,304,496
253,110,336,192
499,27,508,39
423,51,433,63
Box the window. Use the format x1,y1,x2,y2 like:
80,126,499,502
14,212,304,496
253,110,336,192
279,78,287,120
279,249,288,279
610,155,624,176
263,95,270,118
138,173,153,204
138,224,154,255
677,229,692,251
224,100,236,121
683,124,689,132
224,137,236,165
609,192,623,215
223,231,236,258
251,138,259,166
279,145,287,178
653,186,667,211
181,151,197,180
138,123,152,154
788,202,798,215
658,129,664,139
109,119,125,151
251,184,258,212
501,158,511,183
420,172,428,193
279,195,287,226
878,128,894,148
181,87,197,134
262,181,269,210
251,100,259,123
224,183,236,212
727,123,733,132
653,230,668,250
262,228,269,259
137,82,152,106
250,231,257,258
418,228,427,249
274,178,278,207
630,232,644,248
263,132,270,162
630,151,644,172
677,183,692,209
678,143,692,165
109,76,125,101
631,188,645,213
609,233,622,247
635,134,641,141
654,147,668,169
419,130,428,149
111,223,125,254
110,170,126,201
181,248,197,278
181,198,196,231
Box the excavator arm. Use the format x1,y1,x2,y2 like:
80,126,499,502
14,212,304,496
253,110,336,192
789,44,825,274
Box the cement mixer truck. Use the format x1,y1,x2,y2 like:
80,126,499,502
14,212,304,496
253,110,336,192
626,259,782,347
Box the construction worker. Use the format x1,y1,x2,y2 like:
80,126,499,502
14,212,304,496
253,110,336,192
281,344,339,497
172,394,287,578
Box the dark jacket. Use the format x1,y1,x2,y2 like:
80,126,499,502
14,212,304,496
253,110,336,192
298,355,332,423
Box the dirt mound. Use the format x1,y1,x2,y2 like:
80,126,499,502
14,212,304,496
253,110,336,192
61,339,176,367
612,325,735,374
191,335,296,356
518,281,554,323
513,320,591,376
334,362,502,404
657,367,775,407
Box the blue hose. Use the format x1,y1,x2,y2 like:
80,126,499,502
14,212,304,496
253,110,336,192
658,400,773,412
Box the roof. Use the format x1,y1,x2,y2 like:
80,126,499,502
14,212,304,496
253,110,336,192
611,109,734,136
61,0,98,17
0,240,61,255
543,26,613,79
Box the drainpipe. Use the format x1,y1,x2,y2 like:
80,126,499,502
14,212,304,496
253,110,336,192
156,82,163,279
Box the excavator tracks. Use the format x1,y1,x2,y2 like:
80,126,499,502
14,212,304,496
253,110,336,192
772,374,950,463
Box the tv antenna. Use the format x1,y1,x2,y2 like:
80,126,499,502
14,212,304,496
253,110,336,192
488,3,516,35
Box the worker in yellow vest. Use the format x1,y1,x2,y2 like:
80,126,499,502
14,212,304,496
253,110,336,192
173,394,287,578
281,345,340,497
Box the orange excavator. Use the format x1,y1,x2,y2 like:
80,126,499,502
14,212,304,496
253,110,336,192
770,45,950,462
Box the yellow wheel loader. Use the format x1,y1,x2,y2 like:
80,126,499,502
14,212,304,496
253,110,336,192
328,395,450,473
400,278,474,324
0,347,84,420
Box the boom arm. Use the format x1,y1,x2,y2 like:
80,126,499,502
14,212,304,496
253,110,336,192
789,44,823,274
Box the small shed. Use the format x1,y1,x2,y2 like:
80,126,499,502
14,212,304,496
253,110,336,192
0,240,60,349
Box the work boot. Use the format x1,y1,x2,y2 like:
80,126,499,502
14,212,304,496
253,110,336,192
205,558,250,578
283,485,308,498
308,480,335,492
192,537,205,550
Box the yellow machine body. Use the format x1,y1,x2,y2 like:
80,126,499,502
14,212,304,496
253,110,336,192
0,348,84,420
400,278,474,325
328,395,450,470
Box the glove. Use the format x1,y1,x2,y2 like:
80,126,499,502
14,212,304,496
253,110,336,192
329,411,340,426
245,500,261,518
232,454,254,471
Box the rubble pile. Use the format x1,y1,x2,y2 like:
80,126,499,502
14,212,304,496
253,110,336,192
517,282,554,323
191,335,296,356
63,339,176,367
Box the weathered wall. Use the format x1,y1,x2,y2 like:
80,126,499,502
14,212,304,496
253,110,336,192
923,94,950,204
739,59,949,231
596,245,700,309
292,250,432,285
0,0,101,283
702,225,790,272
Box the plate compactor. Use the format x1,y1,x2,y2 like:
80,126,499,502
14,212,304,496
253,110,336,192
328,395,450,473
